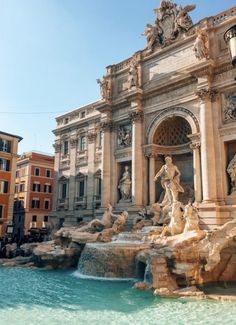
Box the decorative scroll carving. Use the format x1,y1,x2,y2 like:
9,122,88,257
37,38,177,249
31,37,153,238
190,142,200,150
117,124,132,148
227,154,236,194
193,28,209,60
97,76,111,101
100,120,113,132
88,131,97,143
70,137,77,148
196,88,218,102
142,1,196,52
53,141,61,153
129,110,143,122
224,93,236,122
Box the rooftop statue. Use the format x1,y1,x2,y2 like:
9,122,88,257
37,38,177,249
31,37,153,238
193,28,209,60
97,76,111,101
143,0,196,50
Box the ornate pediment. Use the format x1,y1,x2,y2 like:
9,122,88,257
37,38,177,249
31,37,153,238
143,1,196,52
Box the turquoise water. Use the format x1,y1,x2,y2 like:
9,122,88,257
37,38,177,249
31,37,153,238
0,268,236,325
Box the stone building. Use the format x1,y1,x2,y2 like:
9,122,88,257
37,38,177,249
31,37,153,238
52,3,236,230
0,131,22,237
14,151,54,239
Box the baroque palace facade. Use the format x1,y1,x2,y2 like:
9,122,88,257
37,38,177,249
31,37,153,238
52,2,236,230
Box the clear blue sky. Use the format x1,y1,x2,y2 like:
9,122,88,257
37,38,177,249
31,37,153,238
0,0,235,154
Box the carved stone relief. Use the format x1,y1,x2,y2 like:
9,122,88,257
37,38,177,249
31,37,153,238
117,124,132,148
227,154,236,194
223,93,236,122
193,28,209,60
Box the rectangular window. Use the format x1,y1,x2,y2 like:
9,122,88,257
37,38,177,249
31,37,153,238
44,215,48,222
35,168,40,176
0,139,11,153
78,180,85,197
63,141,69,155
0,180,8,194
44,184,52,193
19,183,25,192
32,215,37,222
16,170,20,178
61,183,67,199
80,136,86,151
31,200,40,209
0,205,3,219
33,183,40,192
98,178,102,196
44,200,50,210
0,158,10,171
15,184,18,193
46,169,51,178
81,111,86,118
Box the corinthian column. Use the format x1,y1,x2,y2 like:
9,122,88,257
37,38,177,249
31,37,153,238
100,120,113,207
129,109,143,207
87,129,97,210
189,134,202,203
196,88,218,203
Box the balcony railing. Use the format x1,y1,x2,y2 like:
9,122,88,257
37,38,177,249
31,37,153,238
74,196,87,209
57,198,69,210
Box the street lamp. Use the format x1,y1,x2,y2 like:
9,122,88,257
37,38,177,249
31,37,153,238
224,24,236,66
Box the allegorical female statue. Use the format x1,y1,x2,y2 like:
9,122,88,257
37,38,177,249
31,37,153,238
227,154,236,194
118,166,132,202
154,156,184,208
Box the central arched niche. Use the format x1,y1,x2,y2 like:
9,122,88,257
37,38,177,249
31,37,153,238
153,116,194,204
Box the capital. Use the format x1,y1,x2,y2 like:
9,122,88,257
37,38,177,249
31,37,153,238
196,88,218,102
129,110,143,122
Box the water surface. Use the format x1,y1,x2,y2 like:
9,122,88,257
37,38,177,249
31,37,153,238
0,267,235,325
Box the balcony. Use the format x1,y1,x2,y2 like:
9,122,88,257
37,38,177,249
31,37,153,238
74,196,87,209
57,198,69,210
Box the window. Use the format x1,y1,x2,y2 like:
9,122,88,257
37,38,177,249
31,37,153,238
78,179,85,198
63,141,69,155
44,215,48,222
61,183,67,199
21,167,27,177
80,136,86,151
0,158,10,171
46,169,51,178
31,199,40,209
0,181,8,194
35,168,40,176
19,183,25,192
81,111,86,118
98,177,102,196
44,184,52,193
64,117,69,124
15,184,18,193
16,170,20,178
0,139,11,153
33,183,40,192
0,205,3,219
32,215,37,222
44,200,50,210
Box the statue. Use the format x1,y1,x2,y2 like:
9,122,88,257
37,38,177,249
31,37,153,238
183,202,200,233
161,201,185,236
224,94,236,121
97,76,111,101
142,23,160,52
193,29,209,60
174,5,196,33
154,156,184,209
227,154,236,194
127,58,139,89
118,166,132,202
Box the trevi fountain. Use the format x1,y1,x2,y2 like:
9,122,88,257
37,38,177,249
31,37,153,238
1,1,236,324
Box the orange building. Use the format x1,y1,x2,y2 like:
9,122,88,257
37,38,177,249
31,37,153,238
0,131,22,237
14,152,54,238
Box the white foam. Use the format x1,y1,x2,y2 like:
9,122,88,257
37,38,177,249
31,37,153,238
73,271,137,282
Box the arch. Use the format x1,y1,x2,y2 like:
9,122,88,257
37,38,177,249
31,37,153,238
146,107,200,144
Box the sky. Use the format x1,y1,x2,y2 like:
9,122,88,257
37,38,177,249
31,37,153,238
0,0,235,155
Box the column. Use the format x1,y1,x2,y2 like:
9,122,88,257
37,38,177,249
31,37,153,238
149,154,156,205
197,88,217,203
52,140,61,212
130,109,143,207
86,129,97,210
190,139,202,203
68,135,77,211
101,120,112,207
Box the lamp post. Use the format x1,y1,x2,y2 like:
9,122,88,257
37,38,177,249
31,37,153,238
224,24,236,67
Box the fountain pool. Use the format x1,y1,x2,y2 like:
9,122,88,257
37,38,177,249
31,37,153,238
0,267,236,325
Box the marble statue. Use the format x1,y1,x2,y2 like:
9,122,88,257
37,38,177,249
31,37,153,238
183,202,200,233
118,166,132,202
193,29,209,60
143,1,196,49
97,76,111,101
224,94,236,121
161,201,185,236
112,211,129,232
127,58,139,89
227,154,236,194
154,156,184,209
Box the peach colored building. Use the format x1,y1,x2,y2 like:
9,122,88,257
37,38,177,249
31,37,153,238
0,131,22,237
14,152,54,238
